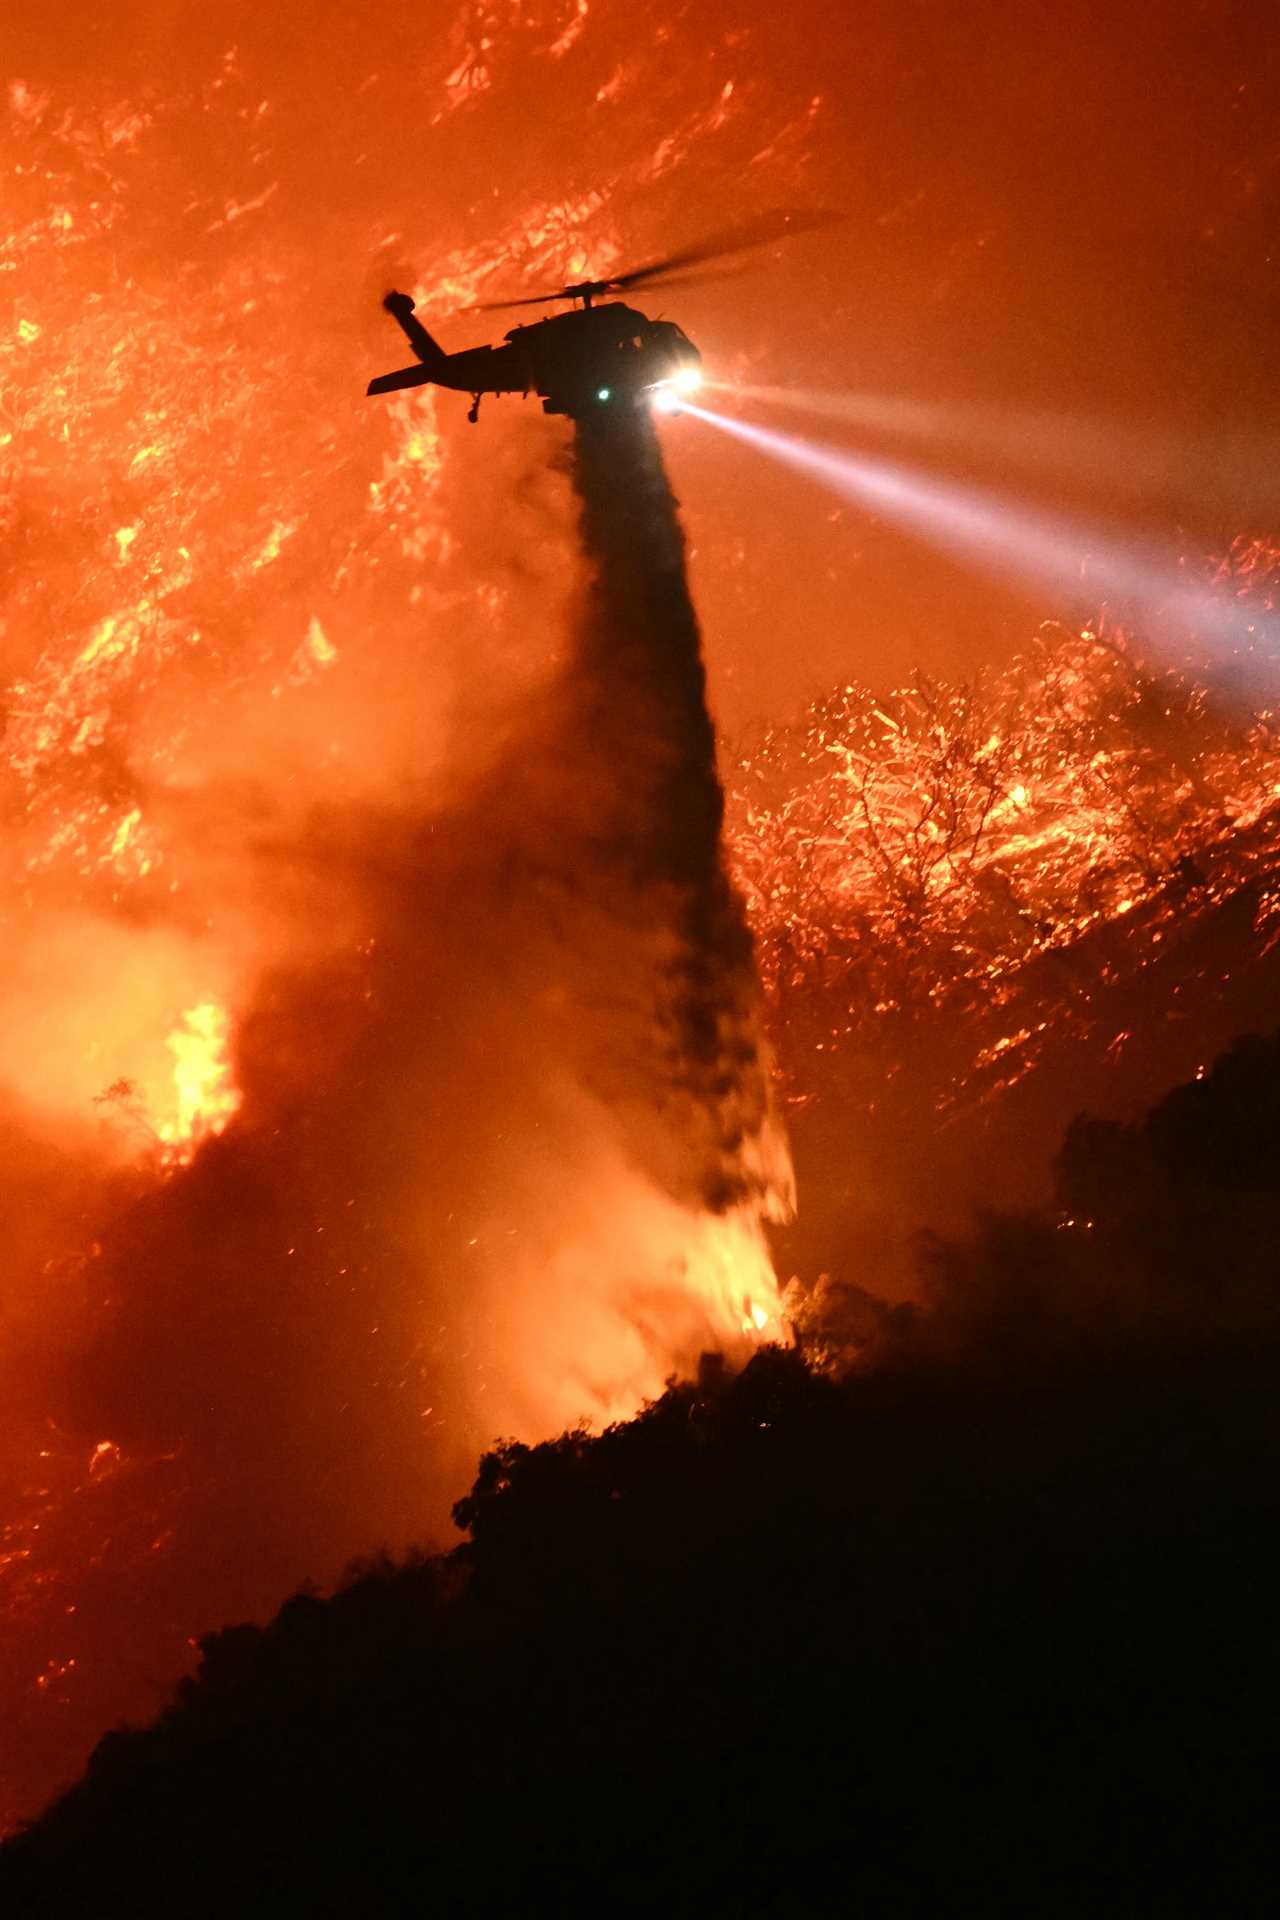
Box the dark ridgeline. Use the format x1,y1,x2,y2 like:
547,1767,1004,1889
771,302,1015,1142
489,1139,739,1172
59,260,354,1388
563,402,791,1219
4,1033,1279,1916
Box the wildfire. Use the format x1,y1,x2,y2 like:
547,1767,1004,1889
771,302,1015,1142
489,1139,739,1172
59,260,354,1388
16,0,1278,1857
157,1002,241,1162
0,35,832,1840
475,1174,789,1449
681,1205,787,1347
729,570,1280,1108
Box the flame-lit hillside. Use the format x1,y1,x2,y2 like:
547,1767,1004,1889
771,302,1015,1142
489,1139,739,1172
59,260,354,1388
727,545,1280,1265
735,549,1280,1101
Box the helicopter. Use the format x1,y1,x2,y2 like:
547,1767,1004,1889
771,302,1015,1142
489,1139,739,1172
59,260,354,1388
365,210,836,423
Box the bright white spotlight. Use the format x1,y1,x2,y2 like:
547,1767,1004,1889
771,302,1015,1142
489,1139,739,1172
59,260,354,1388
673,366,702,393
652,384,683,414
679,401,1277,654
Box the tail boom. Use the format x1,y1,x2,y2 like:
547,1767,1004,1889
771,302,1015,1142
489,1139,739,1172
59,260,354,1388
366,362,439,396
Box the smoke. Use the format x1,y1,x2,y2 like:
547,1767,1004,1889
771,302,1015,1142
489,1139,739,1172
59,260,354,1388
1,396,791,1827
80,405,790,1450
0,20,817,1830
786,1023,1280,1382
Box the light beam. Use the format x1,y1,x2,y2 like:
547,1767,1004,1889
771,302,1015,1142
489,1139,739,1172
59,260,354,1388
707,384,1279,505
683,402,1277,654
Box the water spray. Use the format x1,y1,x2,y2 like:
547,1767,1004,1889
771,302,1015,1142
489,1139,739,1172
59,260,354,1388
566,399,793,1234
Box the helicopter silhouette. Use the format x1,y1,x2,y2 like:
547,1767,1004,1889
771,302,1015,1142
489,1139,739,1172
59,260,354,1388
365,210,836,423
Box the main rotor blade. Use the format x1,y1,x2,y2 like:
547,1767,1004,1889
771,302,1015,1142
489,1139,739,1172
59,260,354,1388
606,206,844,291
468,207,843,314
609,262,758,298
470,289,575,312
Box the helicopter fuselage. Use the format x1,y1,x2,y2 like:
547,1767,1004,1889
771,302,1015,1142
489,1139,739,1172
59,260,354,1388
367,296,702,420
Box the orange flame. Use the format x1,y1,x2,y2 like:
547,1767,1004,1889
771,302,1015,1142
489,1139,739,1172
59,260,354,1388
157,1003,241,1163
